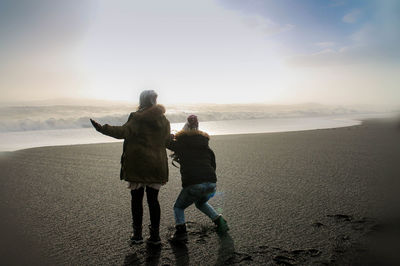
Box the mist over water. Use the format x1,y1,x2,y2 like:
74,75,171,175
0,103,392,132
0,103,395,151
0,117,360,152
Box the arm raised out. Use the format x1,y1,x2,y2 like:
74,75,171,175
90,118,129,140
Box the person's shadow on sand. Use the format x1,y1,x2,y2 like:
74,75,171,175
123,232,235,265
123,243,162,266
170,242,190,266
216,232,235,265
169,232,235,266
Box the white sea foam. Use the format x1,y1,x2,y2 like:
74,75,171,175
0,103,390,132
0,103,395,151
0,113,394,152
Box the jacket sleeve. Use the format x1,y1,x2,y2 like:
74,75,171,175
100,124,128,139
99,113,133,139
209,148,216,171
165,119,171,146
166,138,178,151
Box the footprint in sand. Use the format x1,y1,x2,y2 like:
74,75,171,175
327,214,353,221
312,221,325,228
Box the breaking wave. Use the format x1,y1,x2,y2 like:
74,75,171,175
0,104,388,132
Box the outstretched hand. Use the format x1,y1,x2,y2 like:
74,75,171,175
90,119,102,132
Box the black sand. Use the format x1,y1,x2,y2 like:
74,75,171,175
1,118,400,265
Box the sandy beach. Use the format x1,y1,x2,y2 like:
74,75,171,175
1,118,400,265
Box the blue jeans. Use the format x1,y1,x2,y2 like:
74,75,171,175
174,182,219,225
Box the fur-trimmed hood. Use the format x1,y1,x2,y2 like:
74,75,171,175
173,129,210,149
174,129,210,139
133,104,166,121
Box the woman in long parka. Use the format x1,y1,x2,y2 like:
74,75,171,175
90,90,170,245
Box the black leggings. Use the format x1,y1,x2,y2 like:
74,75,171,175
131,186,160,229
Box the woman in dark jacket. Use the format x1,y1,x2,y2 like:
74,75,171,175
90,90,170,245
167,115,229,243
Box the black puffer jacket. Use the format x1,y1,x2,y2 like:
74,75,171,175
167,130,217,187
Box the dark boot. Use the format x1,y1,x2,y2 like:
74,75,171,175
168,224,188,243
130,226,143,245
146,225,161,245
213,215,229,234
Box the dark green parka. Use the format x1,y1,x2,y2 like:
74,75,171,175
100,104,170,184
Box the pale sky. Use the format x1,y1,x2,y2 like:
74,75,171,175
0,0,399,106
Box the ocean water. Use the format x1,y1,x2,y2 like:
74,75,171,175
1,115,382,152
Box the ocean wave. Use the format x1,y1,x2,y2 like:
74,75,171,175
0,104,386,132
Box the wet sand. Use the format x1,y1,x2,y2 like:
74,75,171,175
1,118,400,265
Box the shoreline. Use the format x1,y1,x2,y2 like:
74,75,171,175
2,116,365,153
2,112,396,152
3,124,362,154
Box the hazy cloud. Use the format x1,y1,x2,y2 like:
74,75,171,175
0,0,94,53
288,1,400,67
242,15,294,36
329,0,347,7
315,42,336,48
288,41,399,67
0,0,95,101
342,9,362,23
287,47,365,67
